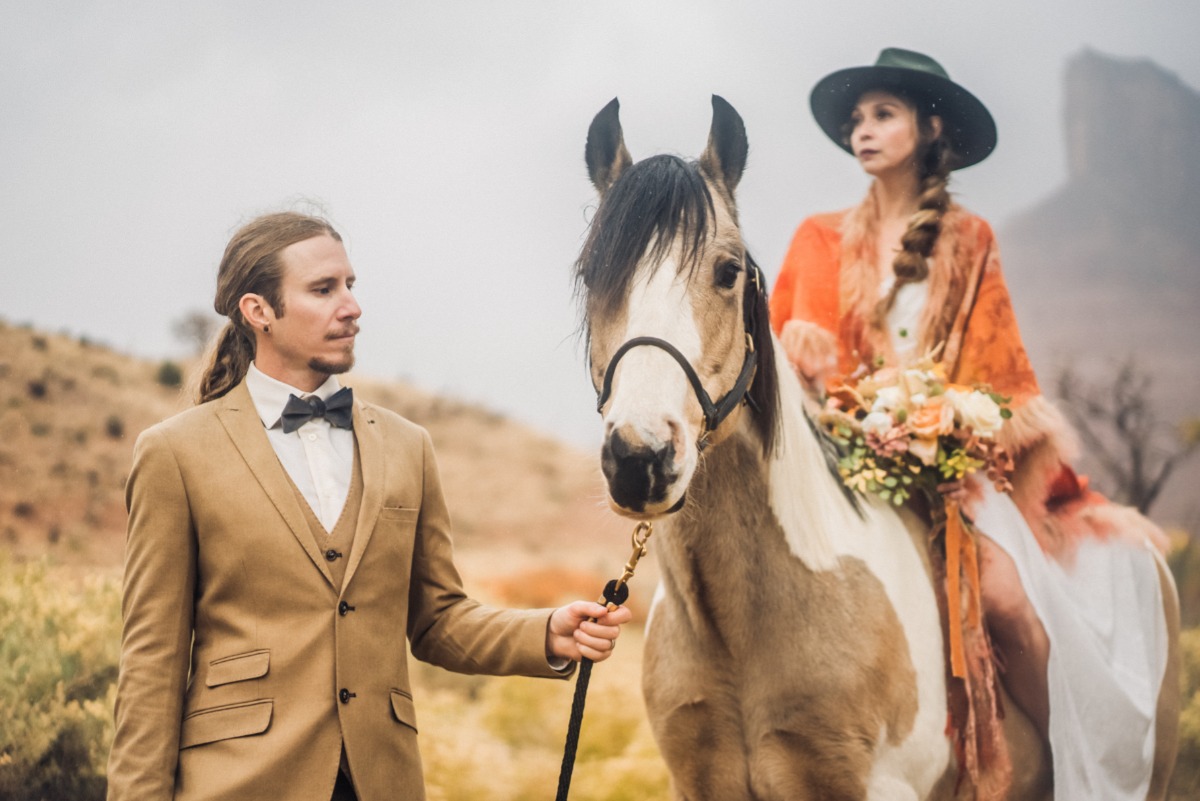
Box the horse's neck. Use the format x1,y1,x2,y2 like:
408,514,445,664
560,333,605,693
655,431,788,643
654,345,863,632
761,336,859,571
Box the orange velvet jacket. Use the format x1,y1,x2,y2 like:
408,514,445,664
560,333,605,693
769,197,1166,559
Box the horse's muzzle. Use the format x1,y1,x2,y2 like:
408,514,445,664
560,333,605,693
601,426,683,515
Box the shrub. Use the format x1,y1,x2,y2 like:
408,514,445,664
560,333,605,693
90,365,119,385
0,558,120,801
155,361,183,389
1176,628,1200,797
26,380,47,399
104,416,124,440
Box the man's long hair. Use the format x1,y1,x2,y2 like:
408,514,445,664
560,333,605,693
196,212,342,404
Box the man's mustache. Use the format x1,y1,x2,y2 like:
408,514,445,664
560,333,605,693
327,325,360,340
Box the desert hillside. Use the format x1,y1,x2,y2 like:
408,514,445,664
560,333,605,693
0,319,645,607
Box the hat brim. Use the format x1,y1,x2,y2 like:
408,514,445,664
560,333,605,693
810,65,997,170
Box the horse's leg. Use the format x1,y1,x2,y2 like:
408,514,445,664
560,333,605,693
653,697,752,801
643,603,751,801
746,729,871,800
1147,547,1181,801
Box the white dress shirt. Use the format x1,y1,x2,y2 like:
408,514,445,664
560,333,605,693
245,364,355,532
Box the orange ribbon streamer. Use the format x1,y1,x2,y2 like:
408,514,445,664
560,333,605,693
945,499,966,679
943,498,983,680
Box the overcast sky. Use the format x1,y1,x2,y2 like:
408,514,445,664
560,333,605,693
3,1,1197,447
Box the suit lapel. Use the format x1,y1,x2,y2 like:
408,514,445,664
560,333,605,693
342,398,383,591
216,382,337,589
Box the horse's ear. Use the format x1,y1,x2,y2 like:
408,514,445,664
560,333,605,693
586,97,633,194
700,95,748,195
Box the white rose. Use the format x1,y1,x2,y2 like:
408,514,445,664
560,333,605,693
946,389,1004,438
872,386,904,412
861,411,894,437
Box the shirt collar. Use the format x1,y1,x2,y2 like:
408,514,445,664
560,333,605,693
245,363,343,430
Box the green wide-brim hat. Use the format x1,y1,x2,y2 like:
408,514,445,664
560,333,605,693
810,47,998,169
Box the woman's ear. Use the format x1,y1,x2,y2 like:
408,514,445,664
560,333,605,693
928,115,944,142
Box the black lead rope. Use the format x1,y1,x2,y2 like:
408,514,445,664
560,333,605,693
555,523,652,801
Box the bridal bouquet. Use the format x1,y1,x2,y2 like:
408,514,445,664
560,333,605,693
820,358,1014,507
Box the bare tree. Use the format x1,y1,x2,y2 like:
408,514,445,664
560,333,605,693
172,310,220,356
1056,358,1199,514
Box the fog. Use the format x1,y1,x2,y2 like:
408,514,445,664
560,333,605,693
3,1,1196,446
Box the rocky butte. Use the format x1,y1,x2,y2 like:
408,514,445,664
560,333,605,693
1002,48,1199,525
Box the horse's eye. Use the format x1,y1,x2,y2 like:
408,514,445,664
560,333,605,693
716,261,741,290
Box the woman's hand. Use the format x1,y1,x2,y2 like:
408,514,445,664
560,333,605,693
546,601,633,663
779,319,838,389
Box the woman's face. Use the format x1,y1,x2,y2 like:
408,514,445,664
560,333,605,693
847,90,923,178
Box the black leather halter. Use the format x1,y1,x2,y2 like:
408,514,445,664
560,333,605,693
595,264,762,452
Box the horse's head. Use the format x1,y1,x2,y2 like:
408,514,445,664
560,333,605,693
575,96,778,518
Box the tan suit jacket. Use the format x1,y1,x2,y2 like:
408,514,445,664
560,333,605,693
107,381,563,801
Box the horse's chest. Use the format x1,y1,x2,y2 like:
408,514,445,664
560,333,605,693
646,554,920,736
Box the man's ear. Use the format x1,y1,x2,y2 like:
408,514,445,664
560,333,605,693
238,293,275,332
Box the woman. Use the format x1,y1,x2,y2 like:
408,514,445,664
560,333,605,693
771,48,1173,799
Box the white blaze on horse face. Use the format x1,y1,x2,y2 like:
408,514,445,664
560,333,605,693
601,253,702,509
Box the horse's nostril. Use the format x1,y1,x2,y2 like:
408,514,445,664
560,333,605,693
602,428,680,511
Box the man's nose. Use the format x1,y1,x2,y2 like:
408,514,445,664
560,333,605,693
341,292,362,320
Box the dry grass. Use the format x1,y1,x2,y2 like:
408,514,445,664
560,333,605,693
411,627,669,801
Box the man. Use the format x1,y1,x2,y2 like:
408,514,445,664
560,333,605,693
107,212,630,801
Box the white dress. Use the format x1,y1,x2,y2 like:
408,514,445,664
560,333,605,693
885,276,1169,800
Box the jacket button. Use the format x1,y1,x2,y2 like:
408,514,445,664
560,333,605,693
339,688,356,704
325,549,342,562
338,600,355,616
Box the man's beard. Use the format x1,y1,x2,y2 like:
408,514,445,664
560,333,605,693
309,353,355,376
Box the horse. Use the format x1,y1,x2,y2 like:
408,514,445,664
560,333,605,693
571,96,1181,800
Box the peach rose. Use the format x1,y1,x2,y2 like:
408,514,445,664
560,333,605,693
907,397,955,439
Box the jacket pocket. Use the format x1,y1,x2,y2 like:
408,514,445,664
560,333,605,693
379,506,419,522
390,689,418,733
180,699,273,749
206,649,270,687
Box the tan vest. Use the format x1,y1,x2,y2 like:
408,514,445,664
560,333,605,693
290,447,364,792
291,447,364,591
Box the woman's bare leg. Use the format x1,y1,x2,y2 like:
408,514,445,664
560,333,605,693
978,534,1050,740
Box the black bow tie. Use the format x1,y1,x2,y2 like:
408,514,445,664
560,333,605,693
280,387,354,434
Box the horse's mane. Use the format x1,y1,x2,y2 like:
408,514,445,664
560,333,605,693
574,154,779,454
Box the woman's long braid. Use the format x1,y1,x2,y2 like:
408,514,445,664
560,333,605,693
873,136,952,328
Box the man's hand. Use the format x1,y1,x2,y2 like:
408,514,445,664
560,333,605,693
546,601,633,663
